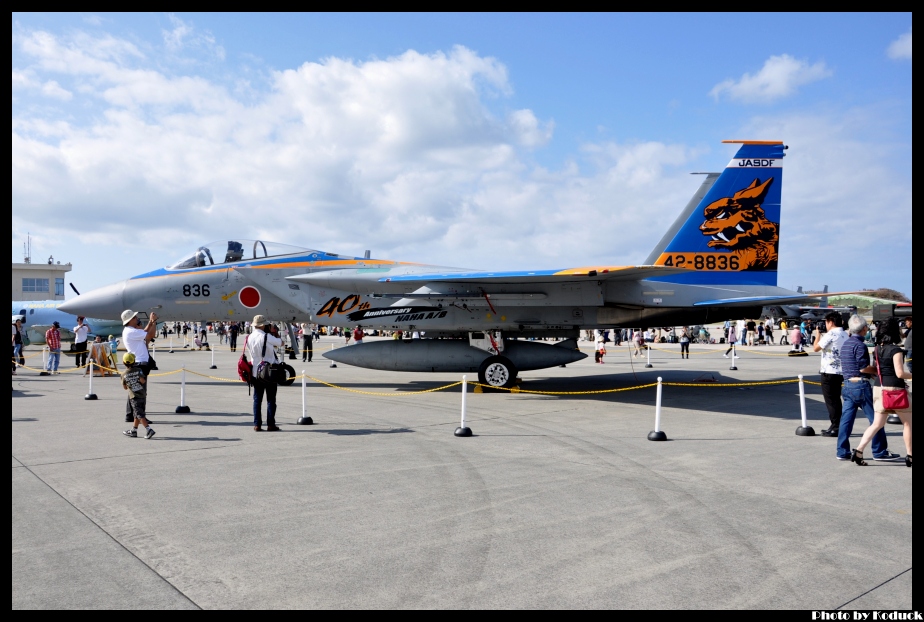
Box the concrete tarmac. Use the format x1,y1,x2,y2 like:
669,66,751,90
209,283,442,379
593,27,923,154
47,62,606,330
12,338,912,609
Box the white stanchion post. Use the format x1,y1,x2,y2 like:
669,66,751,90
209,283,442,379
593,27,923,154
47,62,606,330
84,361,97,400
176,366,191,413
645,342,653,368
40,347,50,376
648,377,667,440
297,371,313,425
455,375,472,437
329,342,337,368
729,343,738,371
169,337,174,353
795,374,815,436
209,346,217,369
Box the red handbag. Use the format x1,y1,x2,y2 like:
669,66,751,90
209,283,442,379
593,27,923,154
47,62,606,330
875,347,910,410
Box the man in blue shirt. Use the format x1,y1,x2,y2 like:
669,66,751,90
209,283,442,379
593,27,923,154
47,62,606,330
836,315,902,461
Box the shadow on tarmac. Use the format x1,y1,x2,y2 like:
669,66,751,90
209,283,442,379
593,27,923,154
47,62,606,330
313,428,414,436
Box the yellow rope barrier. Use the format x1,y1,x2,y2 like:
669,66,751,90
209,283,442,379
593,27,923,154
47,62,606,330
738,348,815,357
663,379,799,387
185,369,244,383
306,376,462,396
469,382,658,395
646,344,813,358
647,345,727,355
13,360,827,394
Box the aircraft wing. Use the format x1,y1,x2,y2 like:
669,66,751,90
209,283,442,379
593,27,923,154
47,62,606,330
694,295,813,307
288,265,691,292
377,265,690,284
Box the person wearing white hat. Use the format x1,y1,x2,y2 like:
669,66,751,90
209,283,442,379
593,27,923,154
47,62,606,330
121,309,158,423
245,314,283,432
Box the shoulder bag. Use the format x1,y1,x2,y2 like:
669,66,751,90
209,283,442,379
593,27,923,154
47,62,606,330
876,346,909,410
254,335,282,383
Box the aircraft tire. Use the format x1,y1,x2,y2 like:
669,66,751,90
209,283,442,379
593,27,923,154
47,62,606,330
478,356,518,389
279,364,296,386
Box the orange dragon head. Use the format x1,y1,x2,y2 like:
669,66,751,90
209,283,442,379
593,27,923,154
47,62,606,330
699,177,779,252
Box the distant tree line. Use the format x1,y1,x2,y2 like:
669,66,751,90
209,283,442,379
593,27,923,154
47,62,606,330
860,288,910,302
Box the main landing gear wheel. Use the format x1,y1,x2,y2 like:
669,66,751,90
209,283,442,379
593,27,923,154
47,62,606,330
478,356,518,389
280,364,296,386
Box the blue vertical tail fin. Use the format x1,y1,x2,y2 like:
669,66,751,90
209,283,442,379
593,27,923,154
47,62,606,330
649,140,786,286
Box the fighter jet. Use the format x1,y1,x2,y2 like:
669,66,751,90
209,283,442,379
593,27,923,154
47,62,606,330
764,286,857,323
62,140,816,387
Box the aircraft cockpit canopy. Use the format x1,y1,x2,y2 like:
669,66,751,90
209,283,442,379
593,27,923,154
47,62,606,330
167,240,314,270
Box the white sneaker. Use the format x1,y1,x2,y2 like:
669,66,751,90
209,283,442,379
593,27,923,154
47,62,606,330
723,354,729,358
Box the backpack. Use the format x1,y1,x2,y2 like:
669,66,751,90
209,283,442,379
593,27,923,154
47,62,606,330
237,335,253,393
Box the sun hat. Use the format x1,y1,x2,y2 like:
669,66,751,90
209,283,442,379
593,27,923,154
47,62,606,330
252,314,267,327
121,309,140,325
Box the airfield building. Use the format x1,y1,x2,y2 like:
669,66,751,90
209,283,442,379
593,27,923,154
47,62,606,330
11,258,72,301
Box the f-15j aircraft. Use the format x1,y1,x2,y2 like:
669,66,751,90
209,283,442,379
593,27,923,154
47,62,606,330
62,140,817,387
763,286,857,322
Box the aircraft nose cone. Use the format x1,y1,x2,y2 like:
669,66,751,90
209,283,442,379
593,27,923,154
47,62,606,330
58,281,126,321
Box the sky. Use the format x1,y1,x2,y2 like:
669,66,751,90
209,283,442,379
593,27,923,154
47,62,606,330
11,13,913,299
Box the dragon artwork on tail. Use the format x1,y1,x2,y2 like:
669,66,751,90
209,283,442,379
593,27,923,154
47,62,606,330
699,177,779,270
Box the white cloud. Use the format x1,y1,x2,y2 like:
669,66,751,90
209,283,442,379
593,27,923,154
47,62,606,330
12,28,908,300
162,14,225,60
508,109,553,148
887,28,912,60
40,80,72,100
12,30,701,283
710,54,832,103
736,111,911,291
11,69,72,100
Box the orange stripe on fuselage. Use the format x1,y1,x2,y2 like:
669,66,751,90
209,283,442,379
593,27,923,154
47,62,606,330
552,266,633,276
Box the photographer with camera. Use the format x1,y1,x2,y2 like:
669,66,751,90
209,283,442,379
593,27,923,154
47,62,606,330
245,315,283,432
121,309,158,423
813,312,848,437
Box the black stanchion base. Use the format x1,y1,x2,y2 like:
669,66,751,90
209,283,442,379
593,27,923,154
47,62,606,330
647,430,667,441
209,365,217,370
729,366,738,371
559,364,567,368
175,405,191,413
39,371,50,376
887,414,902,425
644,364,653,368
297,416,314,425
84,394,98,400
454,426,473,437
796,426,816,436
329,363,337,368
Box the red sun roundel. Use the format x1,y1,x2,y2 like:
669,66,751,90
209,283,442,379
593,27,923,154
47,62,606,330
239,286,261,309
